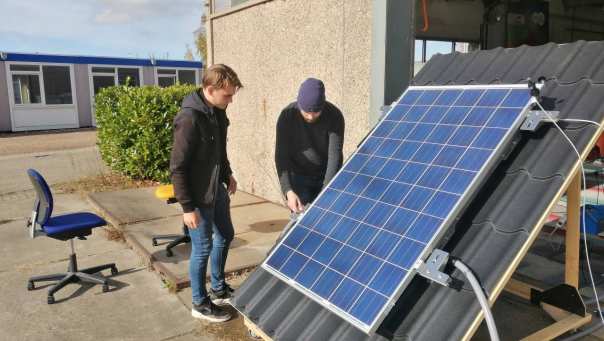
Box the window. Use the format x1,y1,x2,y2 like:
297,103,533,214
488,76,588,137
12,74,42,104
178,70,196,85
91,67,114,73
117,68,140,86
415,40,424,63
157,68,197,87
90,66,141,97
43,66,73,104
10,65,40,72
92,76,115,96
213,0,249,12
425,40,454,61
157,69,176,87
414,39,477,75
9,63,73,105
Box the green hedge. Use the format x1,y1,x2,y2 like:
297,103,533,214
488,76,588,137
95,84,197,183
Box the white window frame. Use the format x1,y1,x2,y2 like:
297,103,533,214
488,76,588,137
154,67,199,87
6,61,78,109
88,64,143,92
88,65,143,104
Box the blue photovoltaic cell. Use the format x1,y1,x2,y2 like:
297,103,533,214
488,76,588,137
263,85,531,333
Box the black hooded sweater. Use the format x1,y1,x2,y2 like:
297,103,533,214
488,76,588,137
170,90,232,213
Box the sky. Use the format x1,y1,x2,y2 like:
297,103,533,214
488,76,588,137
0,0,204,61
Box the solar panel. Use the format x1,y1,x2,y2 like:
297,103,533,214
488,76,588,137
263,84,533,333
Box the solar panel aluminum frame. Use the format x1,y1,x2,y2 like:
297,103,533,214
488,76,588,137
262,84,535,334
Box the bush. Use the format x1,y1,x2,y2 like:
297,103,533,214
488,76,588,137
95,84,197,183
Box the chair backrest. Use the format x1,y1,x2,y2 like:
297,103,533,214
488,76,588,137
26,169,53,226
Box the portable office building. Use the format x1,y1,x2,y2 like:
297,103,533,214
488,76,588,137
0,52,202,132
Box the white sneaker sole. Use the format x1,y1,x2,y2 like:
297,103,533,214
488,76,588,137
191,308,231,322
211,297,231,306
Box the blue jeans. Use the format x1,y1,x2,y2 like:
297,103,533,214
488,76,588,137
189,185,234,305
290,173,323,206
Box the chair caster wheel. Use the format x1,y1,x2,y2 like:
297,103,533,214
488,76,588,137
152,239,158,246
47,296,55,304
111,266,118,275
27,281,34,291
166,249,173,257
102,284,110,293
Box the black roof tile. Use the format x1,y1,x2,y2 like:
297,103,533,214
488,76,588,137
233,40,604,340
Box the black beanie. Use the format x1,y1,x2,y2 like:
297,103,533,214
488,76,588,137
297,78,325,112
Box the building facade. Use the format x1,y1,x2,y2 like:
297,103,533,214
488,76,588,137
0,52,202,132
205,0,604,204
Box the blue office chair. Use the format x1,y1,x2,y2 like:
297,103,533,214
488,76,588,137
26,169,118,304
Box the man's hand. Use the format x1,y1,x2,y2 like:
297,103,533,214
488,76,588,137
286,190,304,213
227,175,237,195
183,211,200,229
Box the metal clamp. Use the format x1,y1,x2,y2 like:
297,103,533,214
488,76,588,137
520,110,560,132
416,249,452,287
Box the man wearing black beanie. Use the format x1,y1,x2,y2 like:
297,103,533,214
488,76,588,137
275,78,345,213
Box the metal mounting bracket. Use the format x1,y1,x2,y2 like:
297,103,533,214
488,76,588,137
520,110,560,132
416,249,452,287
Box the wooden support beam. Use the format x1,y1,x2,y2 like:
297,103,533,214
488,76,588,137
566,170,581,288
505,278,540,301
244,318,273,341
520,313,591,341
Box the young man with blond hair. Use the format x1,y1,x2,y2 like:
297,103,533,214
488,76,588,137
170,64,242,322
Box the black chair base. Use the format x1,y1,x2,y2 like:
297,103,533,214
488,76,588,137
28,253,117,304
151,225,190,257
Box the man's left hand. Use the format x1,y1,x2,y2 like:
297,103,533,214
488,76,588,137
227,175,237,195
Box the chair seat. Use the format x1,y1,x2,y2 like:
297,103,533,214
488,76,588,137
155,185,175,200
43,212,106,236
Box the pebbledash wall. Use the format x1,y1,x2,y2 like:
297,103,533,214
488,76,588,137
0,52,202,132
208,0,373,204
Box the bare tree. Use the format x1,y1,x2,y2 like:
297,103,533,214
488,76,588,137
184,44,195,60
195,13,208,63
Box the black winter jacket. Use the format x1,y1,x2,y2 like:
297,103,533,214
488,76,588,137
170,90,232,213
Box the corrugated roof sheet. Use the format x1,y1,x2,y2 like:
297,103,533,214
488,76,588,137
232,40,604,340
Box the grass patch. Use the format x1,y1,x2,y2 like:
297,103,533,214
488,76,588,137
54,172,159,195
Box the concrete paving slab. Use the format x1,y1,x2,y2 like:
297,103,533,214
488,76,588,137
0,129,97,157
0,225,198,341
0,192,94,222
88,187,271,228
119,198,289,289
231,202,290,235
0,147,108,196
230,191,268,207
0,219,124,272
88,187,182,226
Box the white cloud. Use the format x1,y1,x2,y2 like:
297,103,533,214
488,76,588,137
94,0,201,24
95,9,131,24
0,0,203,60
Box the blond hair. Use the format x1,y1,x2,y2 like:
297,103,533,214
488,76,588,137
201,64,243,90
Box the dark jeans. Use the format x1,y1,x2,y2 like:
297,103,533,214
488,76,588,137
189,185,234,305
291,173,323,206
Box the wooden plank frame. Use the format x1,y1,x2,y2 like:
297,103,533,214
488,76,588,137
461,115,604,340
501,169,592,340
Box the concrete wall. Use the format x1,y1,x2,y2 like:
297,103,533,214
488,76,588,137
143,67,155,86
0,61,11,131
74,64,92,127
210,0,372,203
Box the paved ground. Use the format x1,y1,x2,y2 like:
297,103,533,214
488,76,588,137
0,200,239,341
0,128,97,157
0,130,260,341
87,187,289,290
2,129,602,340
